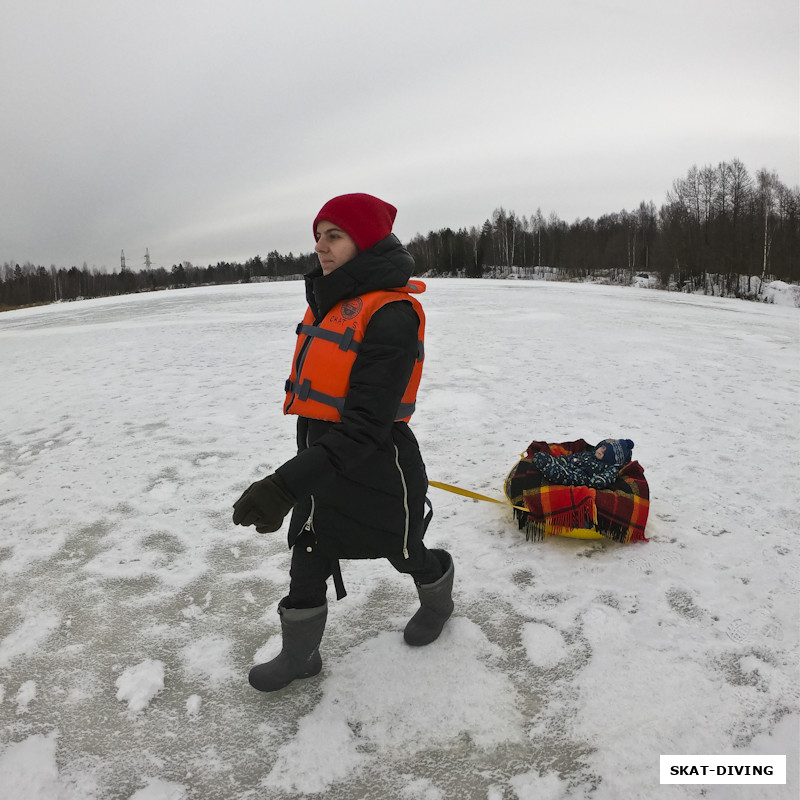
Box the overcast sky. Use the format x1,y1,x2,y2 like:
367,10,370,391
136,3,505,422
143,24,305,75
2,0,797,271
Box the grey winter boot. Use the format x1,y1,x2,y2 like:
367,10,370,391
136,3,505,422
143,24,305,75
404,549,454,646
248,601,327,692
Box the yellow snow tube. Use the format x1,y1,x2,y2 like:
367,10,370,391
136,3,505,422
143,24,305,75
558,527,603,540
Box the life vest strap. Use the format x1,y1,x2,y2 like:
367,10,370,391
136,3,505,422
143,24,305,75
295,323,423,361
331,559,347,600
285,379,415,421
397,401,416,418
296,323,361,353
285,379,345,412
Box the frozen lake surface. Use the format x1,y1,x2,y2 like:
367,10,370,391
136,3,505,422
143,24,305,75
1,278,798,799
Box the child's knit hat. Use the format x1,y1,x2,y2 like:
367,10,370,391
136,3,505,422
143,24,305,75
313,193,397,251
597,439,634,466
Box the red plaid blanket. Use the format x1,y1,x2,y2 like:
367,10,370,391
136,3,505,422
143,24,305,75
504,439,650,543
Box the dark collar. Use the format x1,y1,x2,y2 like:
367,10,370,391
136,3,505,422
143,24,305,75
304,234,416,320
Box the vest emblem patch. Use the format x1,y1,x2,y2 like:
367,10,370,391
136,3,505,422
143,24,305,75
341,297,363,320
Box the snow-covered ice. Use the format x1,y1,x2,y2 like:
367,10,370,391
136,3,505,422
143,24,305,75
1,278,798,799
115,659,165,713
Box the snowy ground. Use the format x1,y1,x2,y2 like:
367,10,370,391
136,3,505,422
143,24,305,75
1,278,798,800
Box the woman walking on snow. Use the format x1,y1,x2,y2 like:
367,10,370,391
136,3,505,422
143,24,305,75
232,193,454,692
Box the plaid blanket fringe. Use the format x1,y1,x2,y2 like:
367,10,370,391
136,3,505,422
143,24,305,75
505,439,650,544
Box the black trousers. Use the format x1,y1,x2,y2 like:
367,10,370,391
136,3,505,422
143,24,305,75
284,530,443,609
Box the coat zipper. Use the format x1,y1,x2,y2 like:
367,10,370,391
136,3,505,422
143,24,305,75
393,444,410,559
303,495,315,533
302,428,316,536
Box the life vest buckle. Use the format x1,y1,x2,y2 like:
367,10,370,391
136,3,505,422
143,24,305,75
297,379,312,401
339,326,355,351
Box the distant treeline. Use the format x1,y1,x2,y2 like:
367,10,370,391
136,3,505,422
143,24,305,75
0,250,320,311
405,160,799,296
2,159,797,310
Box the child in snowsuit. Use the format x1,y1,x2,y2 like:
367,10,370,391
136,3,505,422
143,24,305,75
532,438,634,489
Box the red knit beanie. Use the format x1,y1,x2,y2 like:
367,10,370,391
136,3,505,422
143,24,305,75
313,193,397,251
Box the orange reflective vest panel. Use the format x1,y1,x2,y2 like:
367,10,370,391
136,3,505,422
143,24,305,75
284,281,426,423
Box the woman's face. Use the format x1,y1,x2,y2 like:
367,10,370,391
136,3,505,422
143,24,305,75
314,221,359,275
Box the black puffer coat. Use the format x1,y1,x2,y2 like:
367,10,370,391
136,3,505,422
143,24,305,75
275,234,428,560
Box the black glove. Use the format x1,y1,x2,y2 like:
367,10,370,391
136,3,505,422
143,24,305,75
232,473,295,533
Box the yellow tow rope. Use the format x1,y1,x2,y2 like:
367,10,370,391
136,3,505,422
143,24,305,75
428,480,528,512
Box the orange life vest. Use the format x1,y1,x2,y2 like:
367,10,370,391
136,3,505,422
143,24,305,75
284,281,426,423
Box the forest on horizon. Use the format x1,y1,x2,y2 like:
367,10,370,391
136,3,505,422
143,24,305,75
1,158,797,310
